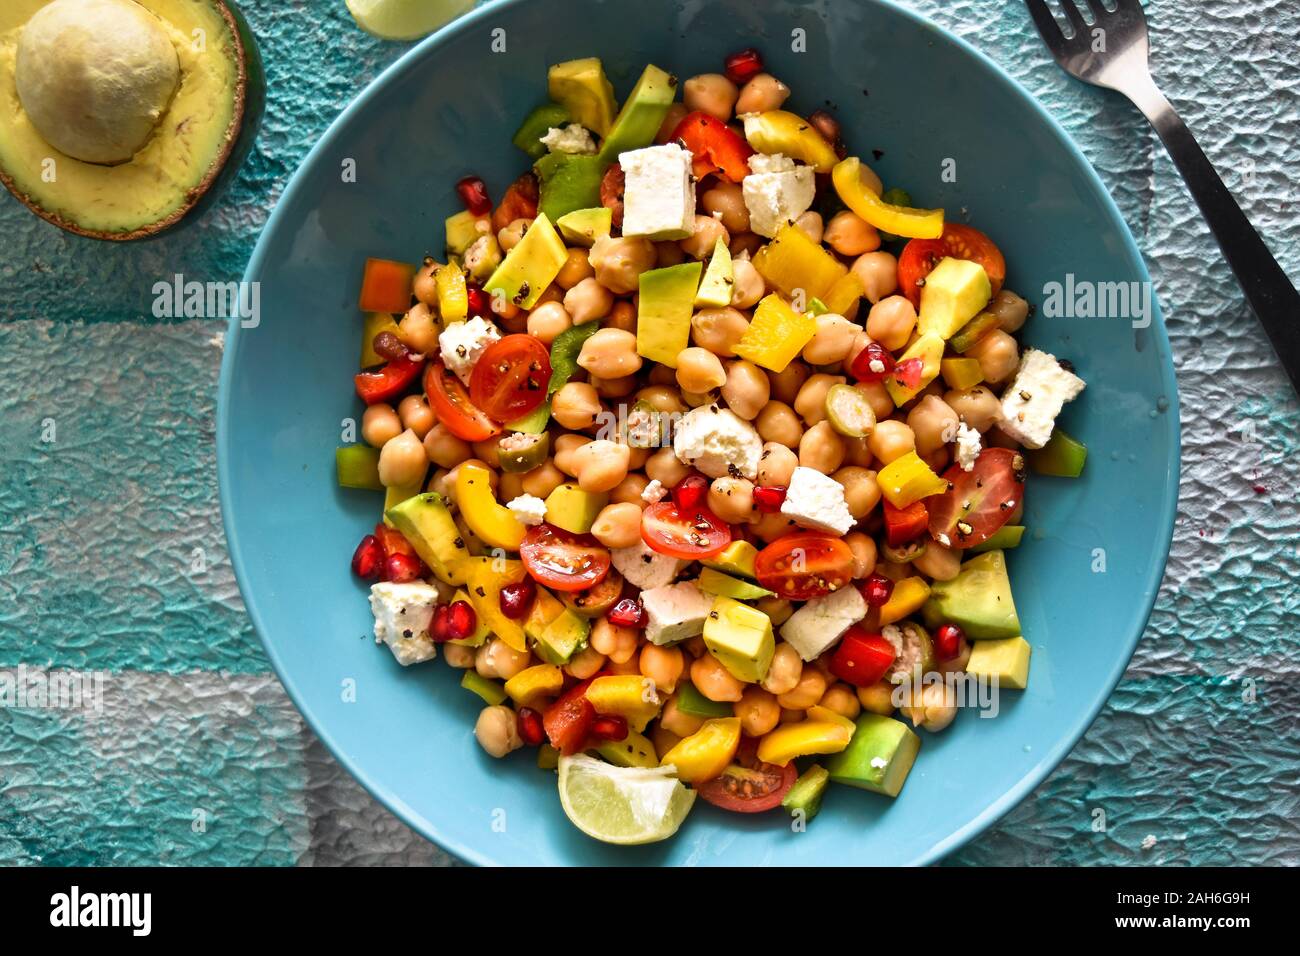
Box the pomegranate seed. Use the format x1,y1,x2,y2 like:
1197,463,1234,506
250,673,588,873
860,573,894,608
590,714,628,742
850,341,896,382
933,623,966,661
455,175,492,216
384,552,424,583
891,357,925,390
443,600,477,641
371,331,408,361
499,579,536,620
517,706,545,746
724,47,764,85
672,474,709,511
607,598,646,629
351,534,384,579
465,283,490,319
753,485,787,513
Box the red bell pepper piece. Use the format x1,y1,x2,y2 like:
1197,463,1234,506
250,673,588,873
543,680,596,756
670,111,755,183
883,499,929,547
358,258,416,314
354,354,424,405
829,627,898,687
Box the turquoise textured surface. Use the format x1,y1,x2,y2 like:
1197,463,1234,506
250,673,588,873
1,0,1297,866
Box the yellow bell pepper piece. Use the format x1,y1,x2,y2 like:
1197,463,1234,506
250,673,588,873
878,576,932,626
454,462,526,551
733,294,817,373
659,717,741,784
464,556,528,652
435,262,468,322
756,720,852,767
806,705,858,735
742,111,839,173
586,674,662,733
877,451,948,509
504,664,565,705
832,157,944,239
752,223,847,302
450,588,492,647
941,357,984,390
822,272,865,316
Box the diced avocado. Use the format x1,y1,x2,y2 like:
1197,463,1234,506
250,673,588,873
382,478,425,526
504,401,551,434
703,596,775,683
483,213,567,310
359,312,401,368
694,239,734,308
917,257,992,340
940,356,984,390
555,207,612,247
336,445,382,490
701,541,759,579
825,714,921,798
971,525,1025,554
512,101,571,159
922,550,1021,639
498,432,550,473
385,493,472,581
460,670,507,706
547,58,617,136
675,682,734,719
445,209,490,257
537,611,590,665
696,568,774,601
597,64,678,163
534,153,607,222
948,310,1002,354
525,585,566,640
782,764,830,821
885,331,945,406
592,729,659,768
1028,429,1088,478
637,262,703,367
966,635,1032,690
544,483,608,534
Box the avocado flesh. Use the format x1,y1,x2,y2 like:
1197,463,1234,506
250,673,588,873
702,596,774,683
922,550,1021,639
597,63,677,163
637,262,702,367
917,257,992,340
0,0,259,240
534,152,606,222
385,493,472,583
825,714,921,798
524,586,590,665
543,483,607,535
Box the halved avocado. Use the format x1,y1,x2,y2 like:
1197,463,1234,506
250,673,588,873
0,0,263,241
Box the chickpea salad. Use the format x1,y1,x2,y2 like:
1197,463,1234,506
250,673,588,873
337,48,1089,845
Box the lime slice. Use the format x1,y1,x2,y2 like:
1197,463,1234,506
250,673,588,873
558,755,696,845
345,0,476,41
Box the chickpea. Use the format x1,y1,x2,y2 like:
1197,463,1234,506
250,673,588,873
922,446,950,474
683,72,738,121
646,446,691,487
551,382,603,430
588,235,656,294
701,181,750,234
474,705,523,758
752,511,798,544
730,257,765,309
776,667,827,710
471,437,502,469
526,300,572,346
906,395,960,456
606,656,642,676
845,531,878,579
552,433,590,477
866,295,918,352
590,373,637,400
498,471,526,503
654,240,686,269
607,299,637,333
757,441,798,487
660,693,705,737
790,210,823,245
475,638,531,680
858,380,895,421
735,686,781,736
589,618,639,665
761,643,803,696
857,681,896,716
793,373,845,426
571,439,630,493
690,653,746,702
626,445,651,472
730,232,765,259
578,328,642,380
851,250,899,304
708,476,755,524
565,643,607,680
635,385,687,416
556,247,595,289
819,683,862,720
799,420,846,474
520,459,565,498
442,642,476,669
679,214,729,261
910,541,961,583
397,301,438,353
656,102,689,144
590,501,643,549
900,680,958,733
640,644,685,695
563,276,614,324
833,465,881,519
676,347,728,393
720,360,770,420
396,395,435,440
867,419,916,465
362,403,402,447
412,258,440,306
609,473,649,504
987,289,1030,333
756,401,804,447
377,428,427,487
735,72,790,114
823,210,880,257
802,313,859,365
691,307,750,357
966,329,1020,385
841,435,873,468
945,386,1002,433
768,361,810,405
497,217,531,253
490,297,521,324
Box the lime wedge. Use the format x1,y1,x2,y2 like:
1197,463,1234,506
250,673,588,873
345,0,476,41
558,755,696,845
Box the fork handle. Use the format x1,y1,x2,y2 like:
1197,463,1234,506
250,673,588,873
1127,77,1300,394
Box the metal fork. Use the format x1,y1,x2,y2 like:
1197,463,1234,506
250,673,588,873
1025,0,1300,393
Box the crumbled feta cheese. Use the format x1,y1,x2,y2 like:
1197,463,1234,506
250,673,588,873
506,494,546,526
612,539,684,590
869,756,888,770
869,358,886,374
641,479,667,504
779,585,867,661
641,581,714,646
996,348,1086,449
369,582,440,666
672,405,762,480
540,123,597,155
955,421,982,472
619,143,696,240
780,466,855,535
741,152,815,238
438,316,501,386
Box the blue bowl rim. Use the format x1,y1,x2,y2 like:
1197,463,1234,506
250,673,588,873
217,0,1181,866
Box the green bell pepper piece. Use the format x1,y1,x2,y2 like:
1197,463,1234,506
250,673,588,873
1027,429,1088,478
460,670,507,706
782,764,830,821
336,445,382,490
878,188,913,242
512,102,571,159
547,321,600,397
675,681,734,719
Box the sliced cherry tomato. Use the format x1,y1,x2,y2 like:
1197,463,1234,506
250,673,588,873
423,361,502,442
469,334,552,422
641,500,732,561
358,257,416,313
829,628,898,687
670,111,754,183
695,737,796,813
544,680,596,756
753,531,855,601
927,447,1025,548
600,163,625,230
491,171,540,233
883,500,929,547
520,524,612,592
890,357,924,391
896,223,1007,308
355,354,424,405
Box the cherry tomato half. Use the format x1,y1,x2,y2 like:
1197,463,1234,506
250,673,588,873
896,223,1007,308
355,353,424,405
640,500,732,561
424,361,502,442
491,171,540,233
520,524,612,593
754,531,855,601
927,447,1026,549
829,628,898,688
695,738,796,813
469,334,552,422
670,111,755,183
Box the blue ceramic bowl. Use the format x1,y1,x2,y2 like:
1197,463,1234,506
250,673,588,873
219,0,1179,865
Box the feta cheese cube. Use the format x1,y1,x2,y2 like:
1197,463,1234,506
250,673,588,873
996,348,1086,449
619,143,696,240
506,494,547,526
641,479,667,504
672,405,762,480
741,152,815,238
369,581,440,666
438,316,501,386
780,466,855,535
779,585,867,661
641,581,714,646
955,421,982,472
612,539,684,590
540,123,596,155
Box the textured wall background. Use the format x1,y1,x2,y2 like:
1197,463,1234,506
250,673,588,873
0,0,1296,866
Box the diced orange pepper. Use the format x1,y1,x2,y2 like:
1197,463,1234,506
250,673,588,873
878,576,932,626
358,258,416,313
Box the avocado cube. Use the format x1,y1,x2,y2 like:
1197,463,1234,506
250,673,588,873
782,764,831,821
701,540,759,579
884,331,945,406
917,257,992,340
696,568,774,601
547,57,617,136
922,550,1021,639
483,212,567,310
825,714,921,798
637,262,702,367
445,209,490,256
597,63,678,163
966,635,1032,690
703,596,775,683
524,585,566,642
383,478,425,526
543,483,608,534
535,611,591,665
534,153,606,222
385,493,472,583
555,207,612,247
592,729,659,769
694,239,734,308
336,445,382,490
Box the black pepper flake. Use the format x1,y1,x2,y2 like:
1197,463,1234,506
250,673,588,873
872,149,885,161
709,611,719,619
454,538,465,549
475,586,486,597
642,555,652,564
402,629,413,639
1058,357,1075,373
